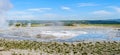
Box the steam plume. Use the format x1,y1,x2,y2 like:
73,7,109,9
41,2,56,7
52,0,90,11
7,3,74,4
0,0,12,28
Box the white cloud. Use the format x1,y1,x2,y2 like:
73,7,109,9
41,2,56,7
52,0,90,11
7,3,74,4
7,13,75,20
8,11,29,15
8,15,34,20
77,3,99,7
8,8,52,15
109,6,120,13
61,6,71,11
28,8,52,12
91,10,112,15
7,13,57,20
7,7,53,20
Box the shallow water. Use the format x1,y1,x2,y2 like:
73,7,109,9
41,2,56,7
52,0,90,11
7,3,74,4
0,27,120,42
67,28,120,42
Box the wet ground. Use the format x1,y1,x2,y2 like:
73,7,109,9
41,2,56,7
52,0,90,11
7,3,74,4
0,27,120,42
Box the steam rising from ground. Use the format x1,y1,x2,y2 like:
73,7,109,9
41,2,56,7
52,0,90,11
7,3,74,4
2,27,87,40
0,0,12,28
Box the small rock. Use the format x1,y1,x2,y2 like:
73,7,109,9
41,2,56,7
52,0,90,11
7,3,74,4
0,47,5,51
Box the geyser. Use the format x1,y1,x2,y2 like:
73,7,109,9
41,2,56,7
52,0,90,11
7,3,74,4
0,0,12,29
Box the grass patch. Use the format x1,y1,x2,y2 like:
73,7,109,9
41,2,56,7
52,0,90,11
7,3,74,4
0,39,120,55
79,24,120,28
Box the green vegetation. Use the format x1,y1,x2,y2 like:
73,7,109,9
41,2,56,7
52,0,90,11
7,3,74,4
80,24,120,27
64,23,75,26
31,24,45,27
0,39,120,55
15,23,22,27
8,20,120,27
10,22,120,28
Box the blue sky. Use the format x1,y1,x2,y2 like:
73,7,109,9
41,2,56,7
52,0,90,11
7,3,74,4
7,0,120,20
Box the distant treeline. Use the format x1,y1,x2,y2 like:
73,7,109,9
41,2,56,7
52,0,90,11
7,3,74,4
8,19,120,26
62,20,120,24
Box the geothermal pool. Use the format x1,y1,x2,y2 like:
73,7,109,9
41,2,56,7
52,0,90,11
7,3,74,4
0,27,120,42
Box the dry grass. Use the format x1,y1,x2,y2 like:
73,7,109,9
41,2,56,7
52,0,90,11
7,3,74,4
0,39,120,55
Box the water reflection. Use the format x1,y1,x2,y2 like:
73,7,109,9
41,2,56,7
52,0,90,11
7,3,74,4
67,28,120,42
115,29,120,37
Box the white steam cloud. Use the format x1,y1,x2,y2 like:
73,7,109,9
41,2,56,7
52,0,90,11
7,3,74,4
0,0,12,28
